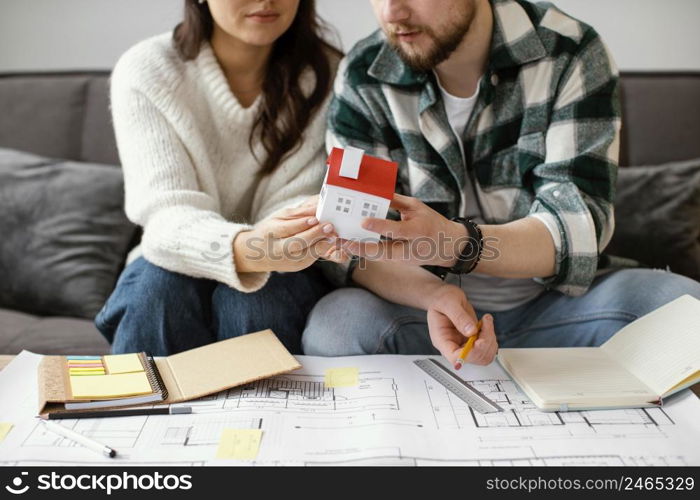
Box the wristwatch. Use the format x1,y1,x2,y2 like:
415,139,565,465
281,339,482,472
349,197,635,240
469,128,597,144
448,217,484,275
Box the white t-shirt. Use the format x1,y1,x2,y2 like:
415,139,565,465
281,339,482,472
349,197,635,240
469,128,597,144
436,74,481,142
436,76,545,312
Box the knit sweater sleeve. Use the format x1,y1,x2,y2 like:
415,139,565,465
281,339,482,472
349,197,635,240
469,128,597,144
111,67,270,293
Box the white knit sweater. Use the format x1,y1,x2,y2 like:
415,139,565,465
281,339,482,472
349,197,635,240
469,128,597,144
111,33,330,292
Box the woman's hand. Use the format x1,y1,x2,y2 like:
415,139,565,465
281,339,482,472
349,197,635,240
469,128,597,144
426,285,498,367
233,200,349,273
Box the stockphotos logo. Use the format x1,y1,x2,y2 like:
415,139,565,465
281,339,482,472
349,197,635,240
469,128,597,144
4,471,192,496
5,472,29,495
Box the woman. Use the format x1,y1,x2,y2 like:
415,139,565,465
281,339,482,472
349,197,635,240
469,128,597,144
95,0,345,355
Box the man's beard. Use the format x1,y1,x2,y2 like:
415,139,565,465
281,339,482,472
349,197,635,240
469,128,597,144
386,6,476,72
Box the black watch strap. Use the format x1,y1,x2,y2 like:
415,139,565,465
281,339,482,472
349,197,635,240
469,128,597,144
449,217,484,275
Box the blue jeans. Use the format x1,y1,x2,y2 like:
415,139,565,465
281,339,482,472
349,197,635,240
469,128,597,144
95,257,331,355
302,268,700,356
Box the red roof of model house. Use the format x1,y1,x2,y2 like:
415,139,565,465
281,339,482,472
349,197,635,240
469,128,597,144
326,147,398,200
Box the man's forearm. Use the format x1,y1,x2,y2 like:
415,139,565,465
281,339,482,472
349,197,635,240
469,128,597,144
451,217,557,279
352,259,446,310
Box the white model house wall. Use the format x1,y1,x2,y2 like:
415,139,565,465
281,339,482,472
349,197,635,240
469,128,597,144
317,184,390,241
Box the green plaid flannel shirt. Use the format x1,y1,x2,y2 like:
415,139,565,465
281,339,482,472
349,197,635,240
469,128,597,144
327,0,623,296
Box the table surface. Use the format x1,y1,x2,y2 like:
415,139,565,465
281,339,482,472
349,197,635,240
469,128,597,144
1,354,698,396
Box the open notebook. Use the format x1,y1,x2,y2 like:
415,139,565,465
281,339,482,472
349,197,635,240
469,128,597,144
38,330,301,417
497,294,700,411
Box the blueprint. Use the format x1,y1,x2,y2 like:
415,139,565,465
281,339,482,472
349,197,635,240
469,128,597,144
0,351,698,466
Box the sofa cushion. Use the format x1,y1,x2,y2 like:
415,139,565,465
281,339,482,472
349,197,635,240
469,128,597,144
620,74,700,166
0,148,136,319
606,158,700,281
0,75,89,160
81,77,120,165
0,308,110,355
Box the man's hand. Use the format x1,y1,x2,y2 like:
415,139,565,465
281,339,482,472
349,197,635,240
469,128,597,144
426,285,497,367
342,193,466,267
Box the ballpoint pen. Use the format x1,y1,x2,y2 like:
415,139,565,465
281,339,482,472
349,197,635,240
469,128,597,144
41,420,118,458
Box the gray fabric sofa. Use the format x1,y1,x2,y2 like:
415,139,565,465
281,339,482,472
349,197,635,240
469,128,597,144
0,73,119,354
1,71,699,355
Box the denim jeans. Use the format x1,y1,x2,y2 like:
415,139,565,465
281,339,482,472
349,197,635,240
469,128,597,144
302,268,700,356
95,257,331,355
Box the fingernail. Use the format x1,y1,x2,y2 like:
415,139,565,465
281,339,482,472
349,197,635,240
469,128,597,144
325,237,336,243
463,323,475,335
307,217,318,225
363,220,373,230
323,224,334,233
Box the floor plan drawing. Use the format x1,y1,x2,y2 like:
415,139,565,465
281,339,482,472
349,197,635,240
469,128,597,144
22,416,148,449
166,372,401,415
224,373,400,413
161,417,263,447
424,375,681,442
303,454,689,467
1,352,698,466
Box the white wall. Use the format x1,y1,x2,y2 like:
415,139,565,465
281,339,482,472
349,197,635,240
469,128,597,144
1,0,699,72
0,0,181,71
552,0,700,71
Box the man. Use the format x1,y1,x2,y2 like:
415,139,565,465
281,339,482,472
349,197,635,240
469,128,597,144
303,0,700,365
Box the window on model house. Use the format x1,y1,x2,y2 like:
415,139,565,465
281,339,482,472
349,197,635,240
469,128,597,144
335,195,354,214
361,201,379,218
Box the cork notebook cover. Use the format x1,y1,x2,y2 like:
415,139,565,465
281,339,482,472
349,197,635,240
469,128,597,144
38,329,301,416
157,329,302,403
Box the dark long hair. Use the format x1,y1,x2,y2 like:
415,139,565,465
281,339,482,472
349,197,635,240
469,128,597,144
173,0,341,174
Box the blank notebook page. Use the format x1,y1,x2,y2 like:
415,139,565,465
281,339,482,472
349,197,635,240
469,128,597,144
601,294,700,396
499,347,657,404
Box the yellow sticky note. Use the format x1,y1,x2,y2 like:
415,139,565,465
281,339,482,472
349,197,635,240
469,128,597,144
324,367,359,388
103,354,143,374
70,372,152,399
0,423,13,442
216,429,263,460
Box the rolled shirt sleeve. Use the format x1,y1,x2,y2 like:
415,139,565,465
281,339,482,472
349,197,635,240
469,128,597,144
528,30,621,295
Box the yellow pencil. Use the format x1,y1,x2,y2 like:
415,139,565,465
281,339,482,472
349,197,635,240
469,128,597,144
454,319,482,370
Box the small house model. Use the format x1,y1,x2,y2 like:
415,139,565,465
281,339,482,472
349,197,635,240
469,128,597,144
316,146,399,241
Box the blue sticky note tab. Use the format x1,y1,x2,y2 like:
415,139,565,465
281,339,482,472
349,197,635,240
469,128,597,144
66,356,102,360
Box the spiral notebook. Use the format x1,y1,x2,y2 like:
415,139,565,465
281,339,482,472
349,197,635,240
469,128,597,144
37,329,301,417
64,353,167,409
